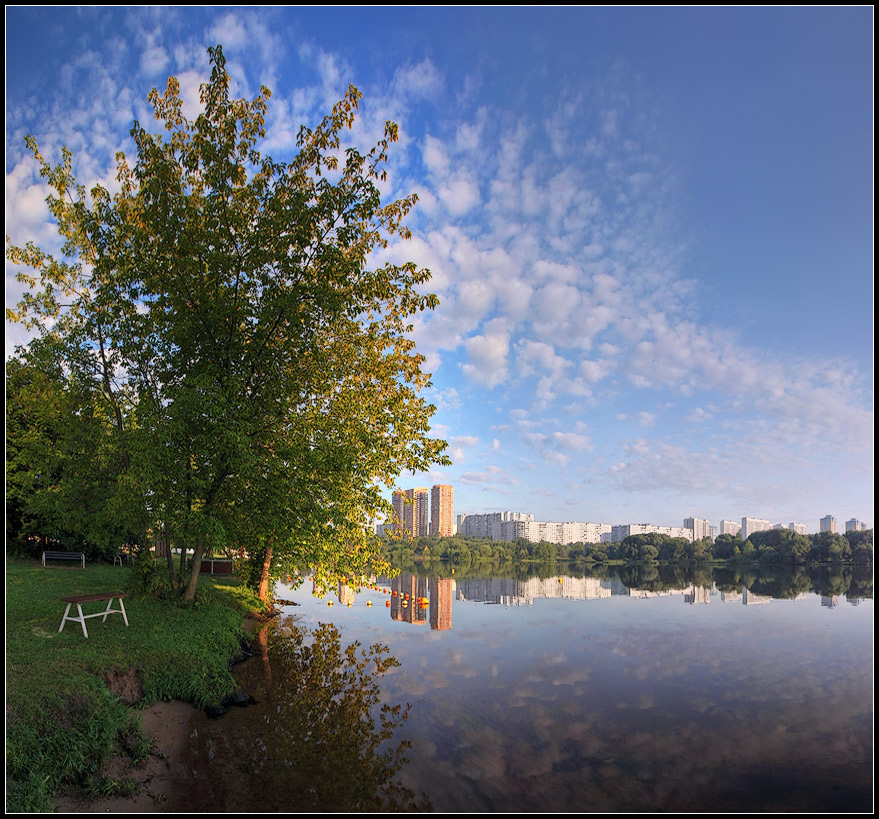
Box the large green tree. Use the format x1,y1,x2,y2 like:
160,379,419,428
7,45,448,601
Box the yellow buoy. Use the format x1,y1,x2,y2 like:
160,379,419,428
367,600,373,607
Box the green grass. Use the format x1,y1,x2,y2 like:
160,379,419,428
5,558,263,812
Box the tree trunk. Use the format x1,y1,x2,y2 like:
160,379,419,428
164,523,176,586
178,540,188,580
257,542,273,607
183,539,205,602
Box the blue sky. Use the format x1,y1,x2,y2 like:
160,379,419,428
5,7,873,531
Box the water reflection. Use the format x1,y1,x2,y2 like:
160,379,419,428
175,620,430,812
277,564,872,811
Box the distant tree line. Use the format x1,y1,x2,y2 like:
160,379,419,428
381,528,872,567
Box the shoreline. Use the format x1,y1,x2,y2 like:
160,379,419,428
51,699,212,813
51,618,267,813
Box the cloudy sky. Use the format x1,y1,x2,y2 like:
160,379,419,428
5,7,873,531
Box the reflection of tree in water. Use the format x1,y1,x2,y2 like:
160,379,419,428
746,566,814,599
193,620,430,812
256,621,430,812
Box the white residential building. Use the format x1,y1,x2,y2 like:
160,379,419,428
458,511,534,539
741,517,772,540
845,519,867,533
609,524,694,543
719,520,741,536
457,513,610,545
820,515,837,534
684,517,711,540
789,522,807,535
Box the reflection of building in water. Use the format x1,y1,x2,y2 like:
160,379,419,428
684,585,711,604
429,577,453,630
626,587,689,599
455,577,531,606
523,576,612,601
742,587,771,605
456,576,614,605
821,595,840,608
338,583,355,606
719,590,743,603
390,573,428,625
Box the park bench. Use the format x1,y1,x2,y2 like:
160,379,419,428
58,593,129,639
42,550,85,568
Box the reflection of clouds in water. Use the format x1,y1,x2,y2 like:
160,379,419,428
280,584,871,811
458,624,518,644
420,619,868,810
551,667,591,686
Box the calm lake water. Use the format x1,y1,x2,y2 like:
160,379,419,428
190,565,873,812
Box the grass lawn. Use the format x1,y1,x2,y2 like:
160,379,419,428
5,557,262,812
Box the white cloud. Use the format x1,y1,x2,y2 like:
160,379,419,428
207,13,249,50
140,42,169,76
393,59,444,100
461,331,510,388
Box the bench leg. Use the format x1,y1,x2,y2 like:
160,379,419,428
76,604,89,638
59,603,89,638
58,603,72,633
117,596,129,627
101,597,129,627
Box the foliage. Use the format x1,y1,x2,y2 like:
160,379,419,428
222,621,431,812
7,45,448,602
5,559,256,810
844,528,873,564
711,532,744,560
5,346,143,562
377,528,874,569
746,528,812,563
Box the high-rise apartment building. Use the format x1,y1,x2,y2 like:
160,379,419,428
458,511,534,539
405,488,430,537
610,524,694,543
845,519,866,533
789,522,807,535
391,491,406,537
391,488,429,537
430,485,455,537
684,517,711,540
820,515,837,534
719,520,741,537
741,517,772,540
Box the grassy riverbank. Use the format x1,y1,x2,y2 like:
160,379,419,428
5,558,263,812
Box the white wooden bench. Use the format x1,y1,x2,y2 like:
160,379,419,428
58,593,129,638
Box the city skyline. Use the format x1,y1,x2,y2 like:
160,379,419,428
5,8,873,530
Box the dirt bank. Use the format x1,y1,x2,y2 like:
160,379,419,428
51,699,214,813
